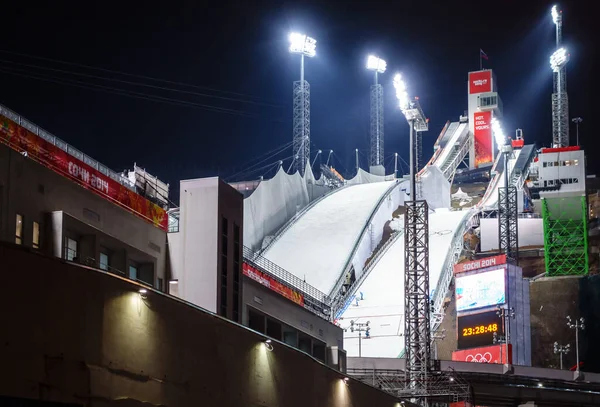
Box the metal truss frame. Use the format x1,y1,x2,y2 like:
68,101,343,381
404,199,431,400
498,186,519,264
370,83,384,167
293,80,310,175
542,197,589,276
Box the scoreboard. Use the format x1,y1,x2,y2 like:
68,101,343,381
457,310,504,350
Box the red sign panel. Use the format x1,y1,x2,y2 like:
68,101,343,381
474,110,493,167
452,344,512,364
454,254,506,274
0,115,168,231
243,263,305,307
469,70,492,94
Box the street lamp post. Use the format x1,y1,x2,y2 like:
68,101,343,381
554,341,570,370
567,316,585,372
349,320,370,357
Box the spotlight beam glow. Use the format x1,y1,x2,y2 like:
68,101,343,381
366,55,387,73
393,73,410,111
289,32,317,57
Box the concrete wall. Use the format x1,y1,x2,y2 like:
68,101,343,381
0,242,401,407
0,143,166,286
480,218,544,252
243,277,343,349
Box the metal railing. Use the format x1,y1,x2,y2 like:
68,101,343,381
243,246,331,319
0,103,135,191
331,229,404,319
430,209,476,332
329,180,402,300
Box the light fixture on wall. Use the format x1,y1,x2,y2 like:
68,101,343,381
169,279,178,285
138,288,148,299
263,338,273,351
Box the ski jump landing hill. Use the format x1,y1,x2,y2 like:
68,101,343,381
241,119,536,358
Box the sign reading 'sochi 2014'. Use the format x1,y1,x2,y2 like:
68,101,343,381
453,254,506,274
0,114,168,231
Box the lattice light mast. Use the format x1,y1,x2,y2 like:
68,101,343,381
494,118,519,264
367,55,387,169
289,32,317,175
551,5,570,147
394,73,431,402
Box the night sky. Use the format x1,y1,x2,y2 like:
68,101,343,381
0,0,595,200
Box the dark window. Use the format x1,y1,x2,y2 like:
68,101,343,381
267,318,282,341
157,278,163,291
298,333,312,355
248,308,265,334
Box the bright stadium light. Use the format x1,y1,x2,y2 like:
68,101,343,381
366,55,387,73
551,5,560,25
289,32,317,57
550,47,569,72
492,117,506,147
393,73,410,111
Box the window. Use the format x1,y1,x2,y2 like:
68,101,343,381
220,216,229,318
32,222,40,249
99,252,109,271
129,265,138,280
15,214,23,245
543,162,547,168
66,238,78,261
157,278,163,291
233,223,241,322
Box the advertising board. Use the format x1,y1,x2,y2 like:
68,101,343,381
457,310,504,349
456,267,506,312
452,344,512,364
454,254,506,274
243,263,305,307
473,110,492,167
469,70,492,94
0,114,168,231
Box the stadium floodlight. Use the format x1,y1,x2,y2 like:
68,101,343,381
393,73,410,111
289,32,317,57
366,55,387,73
492,117,506,147
551,5,560,25
550,47,569,72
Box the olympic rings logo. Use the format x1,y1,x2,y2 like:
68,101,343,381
465,352,493,363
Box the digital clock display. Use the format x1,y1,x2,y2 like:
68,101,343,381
457,310,505,350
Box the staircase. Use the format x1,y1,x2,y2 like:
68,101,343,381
509,144,536,188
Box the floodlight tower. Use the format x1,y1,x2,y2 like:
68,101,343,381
289,33,317,175
550,5,570,147
367,55,387,173
393,73,431,401
493,118,518,264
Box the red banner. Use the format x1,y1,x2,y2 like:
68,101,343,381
469,70,492,94
243,263,305,307
0,115,168,231
474,111,492,167
452,344,512,364
454,254,506,274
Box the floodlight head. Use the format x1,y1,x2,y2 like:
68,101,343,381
289,32,316,57
393,73,410,111
366,55,387,73
551,5,561,25
550,47,569,72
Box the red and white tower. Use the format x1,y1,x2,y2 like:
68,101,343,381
467,69,503,169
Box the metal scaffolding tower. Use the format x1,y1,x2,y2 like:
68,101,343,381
367,55,387,169
292,75,310,175
498,144,519,263
370,81,384,167
542,196,589,276
551,5,570,147
289,33,316,175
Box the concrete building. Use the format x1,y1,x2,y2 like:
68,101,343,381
0,242,402,407
0,106,168,290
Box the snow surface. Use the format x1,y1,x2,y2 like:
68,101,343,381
480,149,522,209
262,181,396,294
340,208,471,358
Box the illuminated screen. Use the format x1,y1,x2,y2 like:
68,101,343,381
455,267,505,312
457,310,505,350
